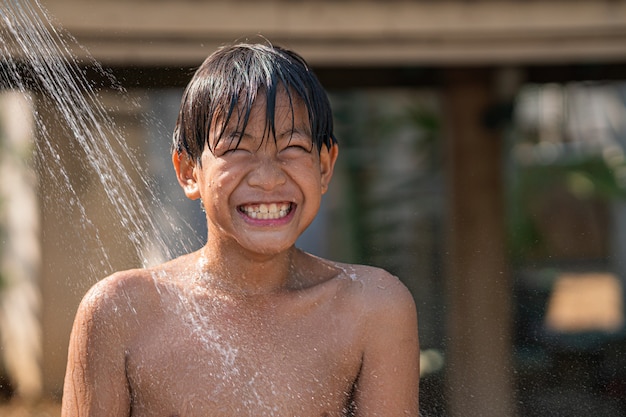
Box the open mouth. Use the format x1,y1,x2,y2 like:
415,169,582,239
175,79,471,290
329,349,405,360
238,202,293,220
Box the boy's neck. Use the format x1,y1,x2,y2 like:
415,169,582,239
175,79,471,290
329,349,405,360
196,244,301,297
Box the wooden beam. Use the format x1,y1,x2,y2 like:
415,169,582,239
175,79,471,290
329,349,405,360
443,68,515,417
35,0,626,66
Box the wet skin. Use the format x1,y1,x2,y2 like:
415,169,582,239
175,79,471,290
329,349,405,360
61,91,419,416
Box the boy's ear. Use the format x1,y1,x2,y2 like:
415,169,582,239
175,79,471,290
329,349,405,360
172,151,201,200
319,143,339,195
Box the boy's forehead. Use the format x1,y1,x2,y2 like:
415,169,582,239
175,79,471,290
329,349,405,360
213,89,309,135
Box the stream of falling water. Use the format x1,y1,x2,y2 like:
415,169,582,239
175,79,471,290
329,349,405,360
0,0,200,278
0,0,216,403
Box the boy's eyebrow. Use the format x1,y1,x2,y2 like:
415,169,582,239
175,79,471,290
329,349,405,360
214,122,248,144
219,123,311,140
216,130,248,148
276,124,312,138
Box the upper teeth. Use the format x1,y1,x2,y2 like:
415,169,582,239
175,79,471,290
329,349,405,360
241,203,291,219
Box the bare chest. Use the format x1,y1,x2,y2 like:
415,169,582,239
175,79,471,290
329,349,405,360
125,295,362,416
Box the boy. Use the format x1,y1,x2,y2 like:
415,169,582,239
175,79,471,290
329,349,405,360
62,41,419,417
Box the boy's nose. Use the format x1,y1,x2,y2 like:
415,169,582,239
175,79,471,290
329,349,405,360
246,157,287,190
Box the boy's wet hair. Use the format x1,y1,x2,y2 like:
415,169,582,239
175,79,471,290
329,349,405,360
173,41,337,160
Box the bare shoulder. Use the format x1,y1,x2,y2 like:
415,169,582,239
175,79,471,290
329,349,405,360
64,269,159,417
325,263,420,414
75,268,159,328
326,261,418,362
331,261,416,314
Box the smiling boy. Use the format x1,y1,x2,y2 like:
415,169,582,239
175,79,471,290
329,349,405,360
62,42,419,417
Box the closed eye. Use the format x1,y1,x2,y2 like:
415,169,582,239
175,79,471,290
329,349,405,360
280,143,314,157
215,133,253,156
281,133,314,153
288,143,312,152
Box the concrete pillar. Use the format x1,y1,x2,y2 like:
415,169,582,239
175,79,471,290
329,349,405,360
442,68,515,417
0,91,43,401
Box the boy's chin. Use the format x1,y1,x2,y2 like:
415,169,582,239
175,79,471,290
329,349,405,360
236,234,298,257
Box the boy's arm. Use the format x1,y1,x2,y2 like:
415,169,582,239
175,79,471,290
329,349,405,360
61,279,132,417
353,273,420,416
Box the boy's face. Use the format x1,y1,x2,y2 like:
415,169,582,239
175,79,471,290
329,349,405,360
174,89,338,257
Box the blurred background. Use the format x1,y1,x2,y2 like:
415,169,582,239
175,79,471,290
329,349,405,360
2,0,626,416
